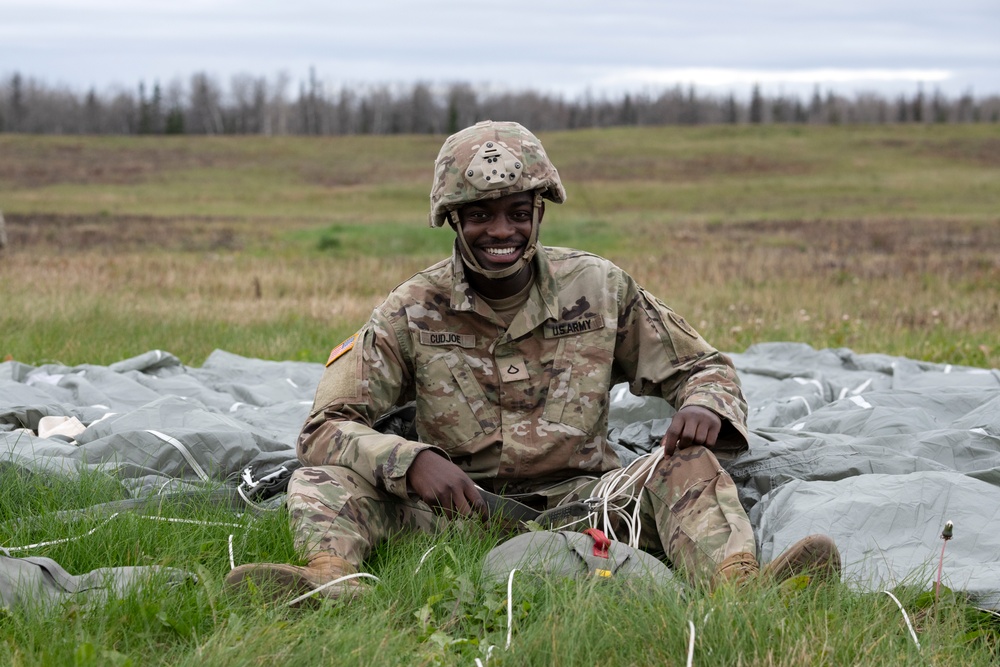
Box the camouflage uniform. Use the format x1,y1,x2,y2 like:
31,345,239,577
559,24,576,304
290,244,755,586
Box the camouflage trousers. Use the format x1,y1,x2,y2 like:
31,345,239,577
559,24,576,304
286,445,754,587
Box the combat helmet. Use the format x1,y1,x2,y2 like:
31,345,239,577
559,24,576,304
429,120,566,279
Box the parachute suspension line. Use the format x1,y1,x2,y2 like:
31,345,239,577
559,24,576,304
285,572,382,608
236,484,280,513
414,545,438,574
686,619,697,667
506,568,519,649
881,590,922,650
4,512,253,553
476,567,521,665
587,449,665,548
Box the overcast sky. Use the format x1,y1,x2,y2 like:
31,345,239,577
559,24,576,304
3,0,998,101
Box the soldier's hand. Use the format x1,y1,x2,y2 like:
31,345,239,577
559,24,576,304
661,406,722,456
407,449,487,519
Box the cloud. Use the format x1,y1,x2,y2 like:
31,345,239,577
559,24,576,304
0,0,996,98
600,68,954,88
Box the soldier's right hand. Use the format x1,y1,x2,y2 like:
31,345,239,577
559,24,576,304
407,449,488,520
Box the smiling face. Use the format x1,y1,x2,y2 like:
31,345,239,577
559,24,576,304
455,192,542,273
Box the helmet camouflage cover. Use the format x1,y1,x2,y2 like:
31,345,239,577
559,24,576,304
429,120,567,227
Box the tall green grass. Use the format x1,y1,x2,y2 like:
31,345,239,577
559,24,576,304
1,470,998,666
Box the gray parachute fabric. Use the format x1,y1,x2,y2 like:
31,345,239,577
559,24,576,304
0,350,313,610
0,555,194,611
0,349,309,498
609,342,1000,609
482,529,679,591
2,343,1000,609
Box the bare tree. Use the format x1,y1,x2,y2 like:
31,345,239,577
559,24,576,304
443,83,477,134
10,73,26,131
3,70,999,135
266,71,292,135
749,84,764,124
408,82,439,134
189,73,223,134
230,74,270,133
162,78,186,134
137,82,163,134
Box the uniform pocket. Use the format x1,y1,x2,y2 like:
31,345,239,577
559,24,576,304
541,334,613,435
415,350,500,449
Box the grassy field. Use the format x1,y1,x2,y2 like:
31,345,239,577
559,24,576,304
1,124,998,368
1,125,999,665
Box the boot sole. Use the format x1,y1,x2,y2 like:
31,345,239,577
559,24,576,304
226,564,325,606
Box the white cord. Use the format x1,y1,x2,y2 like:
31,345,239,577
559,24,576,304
975,606,1000,619
686,619,696,667
475,645,496,667
588,449,665,547
3,512,252,553
4,513,122,552
285,572,381,607
228,534,236,570
881,590,921,650
506,568,518,649
414,545,437,574
143,515,246,528
156,478,176,495
551,515,590,532
145,430,211,482
236,485,279,512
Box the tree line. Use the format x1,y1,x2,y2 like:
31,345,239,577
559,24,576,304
1,70,998,135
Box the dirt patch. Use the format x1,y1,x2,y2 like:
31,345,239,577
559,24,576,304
0,139,241,188
728,218,1000,255
682,154,808,178
563,153,809,181
919,137,1000,168
2,213,247,252
670,217,1000,286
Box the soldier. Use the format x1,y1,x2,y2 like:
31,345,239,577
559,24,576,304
226,121,839,602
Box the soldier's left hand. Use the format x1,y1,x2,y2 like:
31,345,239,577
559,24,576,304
661,406,722,455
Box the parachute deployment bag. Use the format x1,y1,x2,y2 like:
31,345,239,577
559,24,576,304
481,528,679,590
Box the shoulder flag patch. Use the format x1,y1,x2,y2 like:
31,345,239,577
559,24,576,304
326,332,359,367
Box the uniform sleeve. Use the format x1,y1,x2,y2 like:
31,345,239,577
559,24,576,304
297,308,445,499
613,271,749,453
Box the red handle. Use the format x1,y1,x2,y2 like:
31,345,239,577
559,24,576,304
582,528,611,559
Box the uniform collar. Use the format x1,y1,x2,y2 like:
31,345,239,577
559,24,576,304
450,245,561,337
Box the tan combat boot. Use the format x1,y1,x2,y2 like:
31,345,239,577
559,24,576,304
760,534,841,583
712,534,841,590
224,554,366,606
712,551,760,589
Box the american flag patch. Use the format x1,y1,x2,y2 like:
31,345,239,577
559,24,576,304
326,333,359,367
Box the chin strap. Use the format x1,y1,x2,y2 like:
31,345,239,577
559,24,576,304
450,192,542,281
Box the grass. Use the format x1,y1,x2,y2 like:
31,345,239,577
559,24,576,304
1,470,998,666
3,216,995,367
1,125,999,664
1,124,998,368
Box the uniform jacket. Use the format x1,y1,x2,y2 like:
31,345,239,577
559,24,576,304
299,245,749,499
